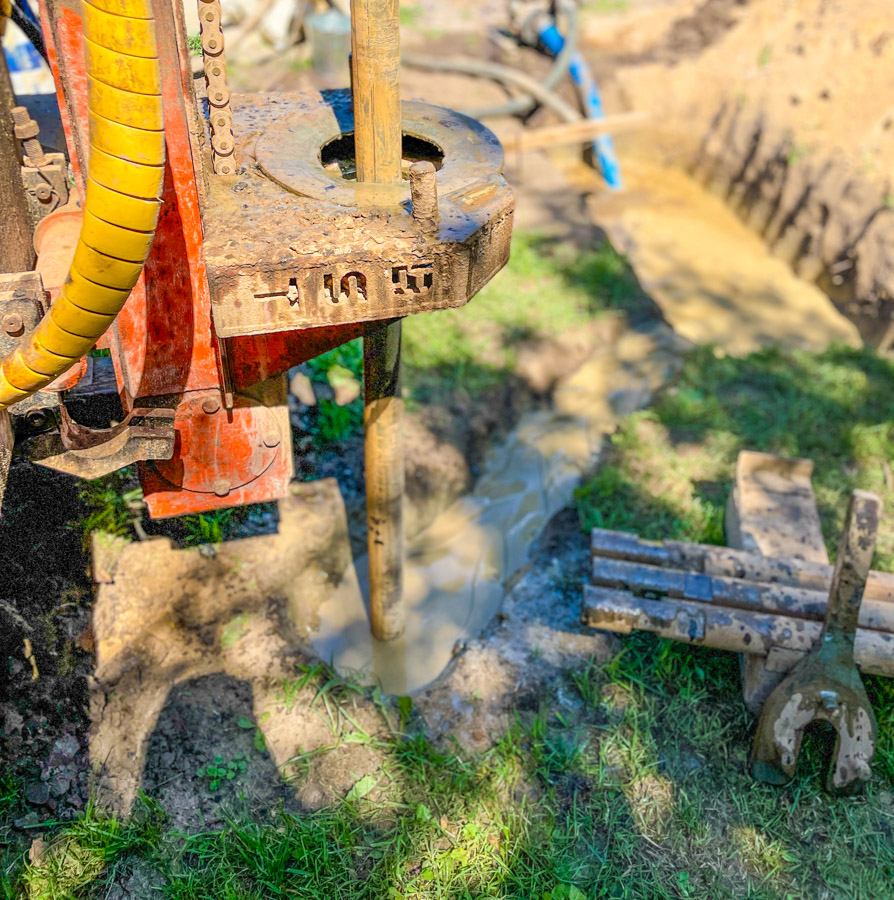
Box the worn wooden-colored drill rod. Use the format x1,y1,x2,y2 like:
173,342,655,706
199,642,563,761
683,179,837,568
351,0,406,641
591,556,894,633
591,528,894,606
582,585,894,676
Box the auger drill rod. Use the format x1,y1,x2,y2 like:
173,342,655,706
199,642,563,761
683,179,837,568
351,0,406,641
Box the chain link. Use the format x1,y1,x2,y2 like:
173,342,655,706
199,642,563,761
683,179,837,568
197,0,236,175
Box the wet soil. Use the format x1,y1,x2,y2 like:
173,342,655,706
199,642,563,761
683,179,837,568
138,502,607,833
562,152,861,353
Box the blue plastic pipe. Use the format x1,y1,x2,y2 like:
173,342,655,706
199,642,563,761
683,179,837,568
538,22,623,190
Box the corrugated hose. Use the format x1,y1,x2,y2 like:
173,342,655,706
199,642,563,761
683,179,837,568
0,0,164,410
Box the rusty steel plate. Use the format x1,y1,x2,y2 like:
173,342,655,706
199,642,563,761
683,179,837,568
255,92,504,207
199,90,514,339
140,385,292,518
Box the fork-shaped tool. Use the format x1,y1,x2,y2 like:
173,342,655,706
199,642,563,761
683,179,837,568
750,490,881,793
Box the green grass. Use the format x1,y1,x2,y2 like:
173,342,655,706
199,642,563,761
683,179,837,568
582,0,631,14
5,640,893,898
76,467,259,547
399,4,424,27
301,231,643,437
573,340,894,888
304,338,365,446
403,232,645,404
576,343,894,567
76,469,143,541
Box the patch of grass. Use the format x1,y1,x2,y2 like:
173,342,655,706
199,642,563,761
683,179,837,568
181,508,236,546
17,640,894,899
18,799,162,900
75,466,260,548
76,468,143,540
289,55,313,72
314,398,363,445
307,338,363,385
576,344,894,567
583,0,631,14
398,3,423,27
305,339,365,447
0,768,25,899
187,34,202,56
403,231,647,404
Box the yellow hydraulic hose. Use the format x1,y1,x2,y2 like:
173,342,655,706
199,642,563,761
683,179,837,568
0,0,164,410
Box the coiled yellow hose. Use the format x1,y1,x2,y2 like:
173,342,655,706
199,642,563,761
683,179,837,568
0,0,164,410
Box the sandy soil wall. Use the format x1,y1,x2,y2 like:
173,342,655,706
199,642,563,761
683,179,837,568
591,0,894,348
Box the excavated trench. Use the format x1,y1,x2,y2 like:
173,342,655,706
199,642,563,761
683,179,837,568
690,105,894,351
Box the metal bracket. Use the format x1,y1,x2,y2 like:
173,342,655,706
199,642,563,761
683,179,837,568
0,271,61,425
29,406,176,479
21,153,69,227
0,271,47,355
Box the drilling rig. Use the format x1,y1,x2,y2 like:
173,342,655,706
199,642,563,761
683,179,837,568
0,0,513,640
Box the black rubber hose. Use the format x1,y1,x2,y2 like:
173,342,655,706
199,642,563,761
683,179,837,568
401,52,581,124
465,0,580,120
10,1,48,64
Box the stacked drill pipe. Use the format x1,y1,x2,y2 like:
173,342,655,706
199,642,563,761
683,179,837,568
582,528,894,677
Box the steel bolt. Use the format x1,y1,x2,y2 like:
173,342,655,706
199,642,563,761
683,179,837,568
2,313,24,337
212,478,230,497
201,397,220,415
11,106,47,167
34,183,53,202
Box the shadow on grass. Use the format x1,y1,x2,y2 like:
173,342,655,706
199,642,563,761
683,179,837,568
7,635,894,899
576,343,894,563
571,339,894,894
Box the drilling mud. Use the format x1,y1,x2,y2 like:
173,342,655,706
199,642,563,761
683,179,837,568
309,320,687,693
563,153,861,355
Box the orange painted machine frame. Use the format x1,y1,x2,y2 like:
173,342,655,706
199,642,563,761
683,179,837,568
38,0,363,517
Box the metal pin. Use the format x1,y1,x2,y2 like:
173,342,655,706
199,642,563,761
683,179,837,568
409,160,439,232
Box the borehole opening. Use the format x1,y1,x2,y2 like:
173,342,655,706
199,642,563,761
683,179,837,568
320,132,444,182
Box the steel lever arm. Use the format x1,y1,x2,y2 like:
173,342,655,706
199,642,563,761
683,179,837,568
750,490,881,793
